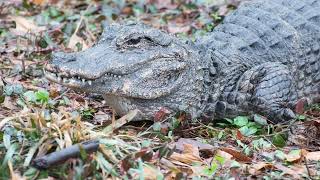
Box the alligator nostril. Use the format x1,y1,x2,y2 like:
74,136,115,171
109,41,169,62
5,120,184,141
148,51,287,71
52,52,76,63
66,57,76,62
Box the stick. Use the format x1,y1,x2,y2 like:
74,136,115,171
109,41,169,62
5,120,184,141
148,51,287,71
31,140,99,170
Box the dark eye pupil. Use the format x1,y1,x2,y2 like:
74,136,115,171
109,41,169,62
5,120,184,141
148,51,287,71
127,37,141,45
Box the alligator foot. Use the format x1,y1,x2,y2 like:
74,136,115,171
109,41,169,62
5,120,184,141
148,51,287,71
238,62,298,123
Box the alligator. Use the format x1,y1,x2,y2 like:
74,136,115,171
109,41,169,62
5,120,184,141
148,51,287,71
45,0,320,123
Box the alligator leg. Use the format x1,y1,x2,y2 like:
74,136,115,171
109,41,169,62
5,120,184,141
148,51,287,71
236,62,299,123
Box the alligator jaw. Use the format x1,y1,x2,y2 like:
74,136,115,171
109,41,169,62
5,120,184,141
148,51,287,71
44,67,127,89
44,69,93,88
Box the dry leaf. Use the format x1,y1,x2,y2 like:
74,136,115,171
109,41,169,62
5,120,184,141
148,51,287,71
154,107,171,122
295,98,307,114
167,23,191,34
249,162,274,175
8,160,26,180
9,16,46,35
67,34,89,51
3,96,17,110
305,151,320,161
236,130,244,140
32,0,46,5
169,144,203,165
63,130,72,147
149,0,178,10
142,166,161,180
175,138,214,153
220,148,252,162
286,149,308,163
274,164,301,179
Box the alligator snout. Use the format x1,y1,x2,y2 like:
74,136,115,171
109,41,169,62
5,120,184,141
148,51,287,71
51,52,76,64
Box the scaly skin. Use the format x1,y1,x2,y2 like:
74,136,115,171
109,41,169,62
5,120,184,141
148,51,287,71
45,0,320,122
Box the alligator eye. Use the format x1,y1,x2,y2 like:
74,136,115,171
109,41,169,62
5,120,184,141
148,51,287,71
127,37,142,45
123,36,154,48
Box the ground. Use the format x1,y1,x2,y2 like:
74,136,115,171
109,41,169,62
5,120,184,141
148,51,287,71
0,0,320,179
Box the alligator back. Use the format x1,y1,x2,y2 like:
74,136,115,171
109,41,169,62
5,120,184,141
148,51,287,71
201,0,320,100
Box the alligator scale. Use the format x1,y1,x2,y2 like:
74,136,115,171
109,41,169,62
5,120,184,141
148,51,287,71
45,0,320,123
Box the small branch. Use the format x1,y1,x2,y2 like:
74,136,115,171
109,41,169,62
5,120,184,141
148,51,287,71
31,140,99,170
304,157,314,180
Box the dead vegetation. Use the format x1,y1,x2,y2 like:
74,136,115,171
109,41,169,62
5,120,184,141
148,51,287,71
0,0,320,179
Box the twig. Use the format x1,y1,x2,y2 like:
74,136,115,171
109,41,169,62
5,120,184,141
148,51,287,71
304,157,314,180
31,140,99,170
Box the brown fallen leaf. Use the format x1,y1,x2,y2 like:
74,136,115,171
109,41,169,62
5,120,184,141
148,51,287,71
3,96,17,110
295,98,307,114
154,107,171,122
288,121,320,150
149,0,178,10
286,149,308,163
141,165,162,180
169,144,203,165
236,129,244,140
167,23,191,34
9,16,46,35
68,34,89,51
92,111,112,125
304,151,320,161
215,149,233,161
32,0,46,5
249,162,274,175
274,164,301,179
220,148,252,163
175,138,214,153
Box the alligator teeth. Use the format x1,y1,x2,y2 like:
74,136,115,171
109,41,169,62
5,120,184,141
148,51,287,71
57,76,61,82
88,81,92,85
82,79,85,83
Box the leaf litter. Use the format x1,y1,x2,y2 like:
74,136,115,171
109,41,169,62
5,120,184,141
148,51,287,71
0,0,320,179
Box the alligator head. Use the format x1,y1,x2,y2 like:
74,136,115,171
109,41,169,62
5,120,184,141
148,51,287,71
45,22,208,120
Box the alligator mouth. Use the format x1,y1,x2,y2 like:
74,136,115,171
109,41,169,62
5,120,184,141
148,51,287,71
44,67,124,88
45,56,182,87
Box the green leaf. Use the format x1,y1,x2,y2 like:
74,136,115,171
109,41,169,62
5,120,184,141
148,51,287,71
233,116,249,127
272,134,286,148
1,143,18,168
23,91,37,102
170,118,180,130
224,118,233,124
214,155,225,165
239,126,257,136
141,140,151,148
23,167,38,179
0,95,4,104
4,84,24,96
253,114,268,125
252,138,272,150
217,131,224,140
3,133,11,149
230,160,241,168
78,144,88,160
274,150,286,160
203,161,218,176
48,7,61,18
35,90,50,104
297,115,306,121
152,122,161,132
96,152,119,176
